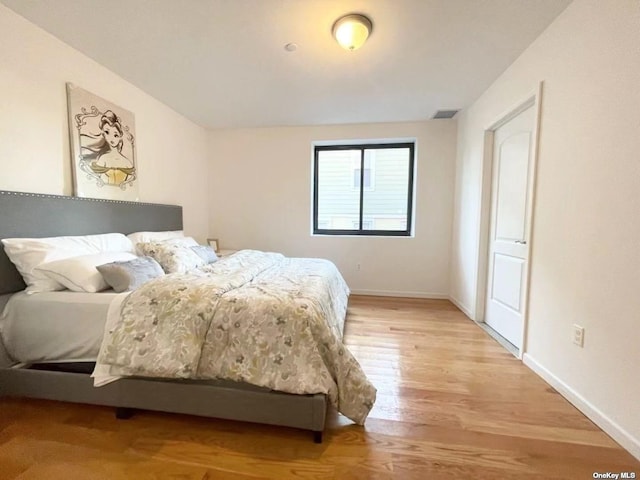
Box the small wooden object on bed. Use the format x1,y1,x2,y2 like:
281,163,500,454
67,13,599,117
0,191,328,442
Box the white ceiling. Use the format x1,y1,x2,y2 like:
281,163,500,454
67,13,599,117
2,0,571,128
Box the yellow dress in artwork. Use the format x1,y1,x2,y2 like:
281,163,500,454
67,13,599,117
91,151,135,187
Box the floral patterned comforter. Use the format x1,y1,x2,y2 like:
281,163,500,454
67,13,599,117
95,250,376,424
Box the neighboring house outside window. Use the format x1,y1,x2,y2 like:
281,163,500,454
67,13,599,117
313,142,415,236
353,153,375,190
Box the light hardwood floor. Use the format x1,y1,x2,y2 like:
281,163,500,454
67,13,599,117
0,296,637,479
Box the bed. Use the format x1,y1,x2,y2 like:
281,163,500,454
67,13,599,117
0,190,373,442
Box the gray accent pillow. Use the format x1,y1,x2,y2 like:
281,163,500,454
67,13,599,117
190,245,219,264
97,256,165,293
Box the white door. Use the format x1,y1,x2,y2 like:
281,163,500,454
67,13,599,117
485,105,535,349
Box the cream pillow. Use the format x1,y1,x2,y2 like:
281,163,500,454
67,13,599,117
36,252,138,293
137,240,205,274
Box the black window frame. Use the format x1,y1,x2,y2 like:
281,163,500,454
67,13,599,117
313,142,415,237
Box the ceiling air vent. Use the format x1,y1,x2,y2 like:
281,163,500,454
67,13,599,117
432,110,459,119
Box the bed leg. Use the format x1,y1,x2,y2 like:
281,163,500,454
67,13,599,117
313,431,323,444
115,407,135,420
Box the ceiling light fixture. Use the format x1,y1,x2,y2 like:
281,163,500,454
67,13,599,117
332,14,372,51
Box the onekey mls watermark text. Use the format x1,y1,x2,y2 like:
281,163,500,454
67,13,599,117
593,473,636,479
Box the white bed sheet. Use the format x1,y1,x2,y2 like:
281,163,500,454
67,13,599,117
0,290,125,364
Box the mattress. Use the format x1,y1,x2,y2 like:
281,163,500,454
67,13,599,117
0,291,124,364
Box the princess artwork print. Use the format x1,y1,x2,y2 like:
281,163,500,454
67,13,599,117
67,83,139,201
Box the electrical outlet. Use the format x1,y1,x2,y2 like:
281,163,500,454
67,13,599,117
572,324,585,347
356,263,361,271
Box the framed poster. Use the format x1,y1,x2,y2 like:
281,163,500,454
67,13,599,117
207,238,219,252
66,83,139,201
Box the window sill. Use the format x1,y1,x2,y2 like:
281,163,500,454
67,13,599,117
311,233,415,239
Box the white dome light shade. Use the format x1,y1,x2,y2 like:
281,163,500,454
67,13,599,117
332,14,372,51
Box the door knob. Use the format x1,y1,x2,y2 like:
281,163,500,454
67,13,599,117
515,240,527,244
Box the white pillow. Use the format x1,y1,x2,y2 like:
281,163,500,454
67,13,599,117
1,233,134,294
160,236,199,247
127,230,184,254
36,252,138,293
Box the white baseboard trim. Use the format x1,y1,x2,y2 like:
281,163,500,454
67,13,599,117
523,353,640,461
448,295,474,319
350,289,448,299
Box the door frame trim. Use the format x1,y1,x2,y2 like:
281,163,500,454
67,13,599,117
474,82,543,359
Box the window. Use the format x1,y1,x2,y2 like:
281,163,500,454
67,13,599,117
313,142,415,236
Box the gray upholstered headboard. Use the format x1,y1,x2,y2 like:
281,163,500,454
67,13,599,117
0,190,182,295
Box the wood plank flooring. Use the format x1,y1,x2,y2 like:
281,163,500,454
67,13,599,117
0,296,638,479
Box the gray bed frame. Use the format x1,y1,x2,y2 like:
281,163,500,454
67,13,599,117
0,190,327,442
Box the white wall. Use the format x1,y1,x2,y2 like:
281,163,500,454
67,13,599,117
0,5,209,240
208,121,456,297
451,0,640,457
